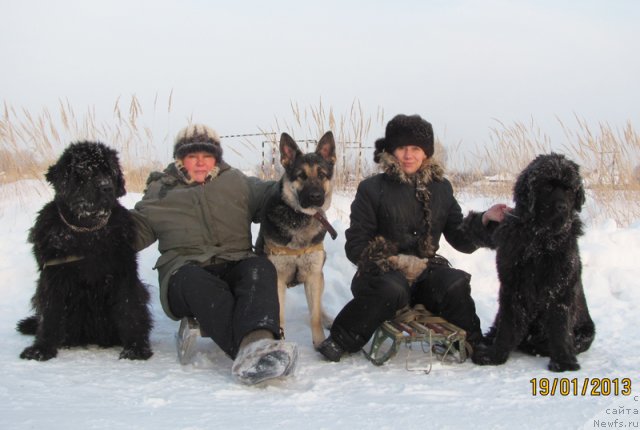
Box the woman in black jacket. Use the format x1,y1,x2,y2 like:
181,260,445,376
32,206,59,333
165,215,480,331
318,114,508,362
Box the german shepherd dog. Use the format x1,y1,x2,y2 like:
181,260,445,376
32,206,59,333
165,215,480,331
258,132,337,348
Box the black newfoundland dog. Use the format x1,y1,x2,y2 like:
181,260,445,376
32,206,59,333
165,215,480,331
473,153,595,372
17,141,153,361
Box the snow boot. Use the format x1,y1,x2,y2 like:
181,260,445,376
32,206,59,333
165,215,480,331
232,336,298,385
176,317,201,365
317,336,344,362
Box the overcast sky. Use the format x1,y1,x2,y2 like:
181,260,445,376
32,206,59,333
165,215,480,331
2,0,638,162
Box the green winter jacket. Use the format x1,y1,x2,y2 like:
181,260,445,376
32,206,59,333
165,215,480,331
130,161,275,320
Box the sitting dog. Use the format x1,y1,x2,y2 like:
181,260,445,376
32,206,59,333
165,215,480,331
473,153,595,371
257,132,337,348
17,141,153,361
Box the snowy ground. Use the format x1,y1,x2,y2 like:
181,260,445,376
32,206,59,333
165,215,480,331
1,181,638,430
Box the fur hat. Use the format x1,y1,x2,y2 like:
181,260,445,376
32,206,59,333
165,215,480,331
373,114,434,163
173,124,223,161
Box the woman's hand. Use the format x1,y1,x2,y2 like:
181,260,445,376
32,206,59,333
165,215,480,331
388,254,428,283
482,203,512,225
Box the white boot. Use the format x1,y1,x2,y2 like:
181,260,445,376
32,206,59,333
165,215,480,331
176,317,201,365
232,331,298,385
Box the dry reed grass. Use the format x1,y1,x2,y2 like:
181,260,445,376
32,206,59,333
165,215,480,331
0,95,171,196
448,116,640,226
1,97,638,225
257,98,386,189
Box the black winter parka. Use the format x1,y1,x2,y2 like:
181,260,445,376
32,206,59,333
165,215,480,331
345,153,492,272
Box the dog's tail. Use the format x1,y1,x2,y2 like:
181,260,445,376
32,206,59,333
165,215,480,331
16,315,39,335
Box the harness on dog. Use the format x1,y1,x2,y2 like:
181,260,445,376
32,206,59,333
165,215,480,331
42,255,85,269
58,209,111,233
313,212,338,240
264,242,324,256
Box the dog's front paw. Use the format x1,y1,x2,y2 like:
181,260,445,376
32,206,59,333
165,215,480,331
548,358,580,372
20,345,57,361
120,345,153,360
471,344,508,366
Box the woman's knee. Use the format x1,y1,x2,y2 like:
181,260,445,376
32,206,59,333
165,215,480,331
442,270,472,301
360,271,411,306
240,256,277,283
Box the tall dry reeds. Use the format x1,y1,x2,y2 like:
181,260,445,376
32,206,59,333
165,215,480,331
560,116,640,188
559,116,640,226
448,116,640,226
0,94,171,194
258,99,386,188
447,118,553,197
1,97,638,225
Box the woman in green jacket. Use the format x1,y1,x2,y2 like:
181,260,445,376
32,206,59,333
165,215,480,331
131,124,297,385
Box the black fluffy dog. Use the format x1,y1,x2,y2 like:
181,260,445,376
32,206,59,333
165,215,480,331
17,141,153,361
473,153,595,372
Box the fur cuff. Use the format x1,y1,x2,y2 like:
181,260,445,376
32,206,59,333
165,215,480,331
378,152,444,185
357,236,398,275
463,211,497,249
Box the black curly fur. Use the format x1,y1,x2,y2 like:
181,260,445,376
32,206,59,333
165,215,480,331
461,210,498,249
473,153,595,372
17,141,153,361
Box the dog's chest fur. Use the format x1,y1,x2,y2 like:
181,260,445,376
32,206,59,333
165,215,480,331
266,202,326,248
495,217,581,308
32,202,134,274
261,182,327,249
260,183,328,286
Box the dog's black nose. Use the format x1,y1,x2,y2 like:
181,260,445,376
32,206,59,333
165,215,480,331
309,190,324,204
555,201,568,213
98,180,114,195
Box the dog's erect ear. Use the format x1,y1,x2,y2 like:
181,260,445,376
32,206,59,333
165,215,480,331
316,131,336,164
279,133,301,168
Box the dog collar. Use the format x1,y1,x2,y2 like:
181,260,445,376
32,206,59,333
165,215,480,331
58,209,111,233
313,212,338,240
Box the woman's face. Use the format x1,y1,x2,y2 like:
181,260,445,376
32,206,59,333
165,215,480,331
182,151,217,183
392,145,427,175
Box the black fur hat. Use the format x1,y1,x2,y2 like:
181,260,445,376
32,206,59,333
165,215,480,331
374,114,434,163
173,124,223,161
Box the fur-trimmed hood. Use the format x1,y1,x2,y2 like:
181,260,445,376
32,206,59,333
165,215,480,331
144,160,230,198
378,152,444,185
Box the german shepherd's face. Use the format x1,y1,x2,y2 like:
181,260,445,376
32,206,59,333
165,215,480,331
280,131,336,211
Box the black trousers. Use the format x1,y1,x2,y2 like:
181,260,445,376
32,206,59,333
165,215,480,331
330,263,482,352
168,256,280,358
